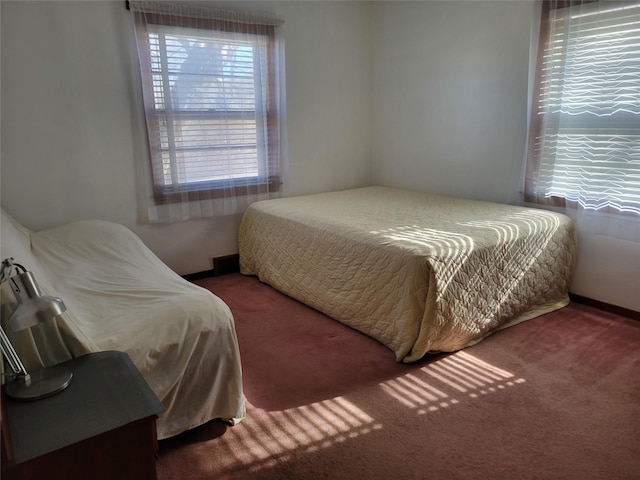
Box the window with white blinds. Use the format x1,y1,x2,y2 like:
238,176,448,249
135,14,281,205
527,1,640,215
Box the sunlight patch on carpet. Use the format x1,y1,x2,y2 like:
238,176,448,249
380,351,526,413
215,396,383,475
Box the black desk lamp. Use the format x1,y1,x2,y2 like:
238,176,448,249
0,258,73,400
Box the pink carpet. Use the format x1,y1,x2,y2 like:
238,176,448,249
157,273,640,479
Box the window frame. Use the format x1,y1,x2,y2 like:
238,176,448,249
524,0,640,216
135,12,281,205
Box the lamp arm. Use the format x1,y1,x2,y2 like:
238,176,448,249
1,258,26,281
0,325,29,378
2,258,29,377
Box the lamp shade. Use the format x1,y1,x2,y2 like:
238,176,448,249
7,271,67,331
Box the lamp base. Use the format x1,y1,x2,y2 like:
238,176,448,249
5,365,73,401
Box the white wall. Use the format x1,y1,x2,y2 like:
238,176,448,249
370,0,639,312
371,0,531,203
0,0,372,274
2,1,638,311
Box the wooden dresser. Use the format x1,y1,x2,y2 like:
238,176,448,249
1,351,164,480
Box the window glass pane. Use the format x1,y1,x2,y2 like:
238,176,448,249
149,32,257,112
141,24,270,190
536,2,640,213
174,146,259,185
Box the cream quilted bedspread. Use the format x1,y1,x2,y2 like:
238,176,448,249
239,186,576,363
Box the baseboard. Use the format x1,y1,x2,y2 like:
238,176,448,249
212,254,240,276
182,266,639,322
182,269,216,281
182,255,240,281
569,293,639,321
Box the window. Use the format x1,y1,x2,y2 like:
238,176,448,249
133,7,283,207
525,1,640,215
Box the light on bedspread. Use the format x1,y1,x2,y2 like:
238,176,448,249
0,257,73,401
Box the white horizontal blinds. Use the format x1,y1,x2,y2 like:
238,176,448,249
130,0,284,216
131,2,284,220
535,1,640,214
146,24,268,191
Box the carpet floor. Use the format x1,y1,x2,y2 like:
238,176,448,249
157,273,640,480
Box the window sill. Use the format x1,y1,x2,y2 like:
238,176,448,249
153,179,281,205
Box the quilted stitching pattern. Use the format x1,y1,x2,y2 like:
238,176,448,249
239,187,576,363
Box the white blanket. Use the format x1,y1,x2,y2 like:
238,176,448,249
1,211,244,439
239,186,576,363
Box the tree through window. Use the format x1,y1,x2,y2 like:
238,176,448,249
133,8,283,207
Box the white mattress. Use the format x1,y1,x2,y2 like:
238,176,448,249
1,211,245,439
239,186,577,363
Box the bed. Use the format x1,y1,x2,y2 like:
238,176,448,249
1,209,245,439
239,186,577,363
